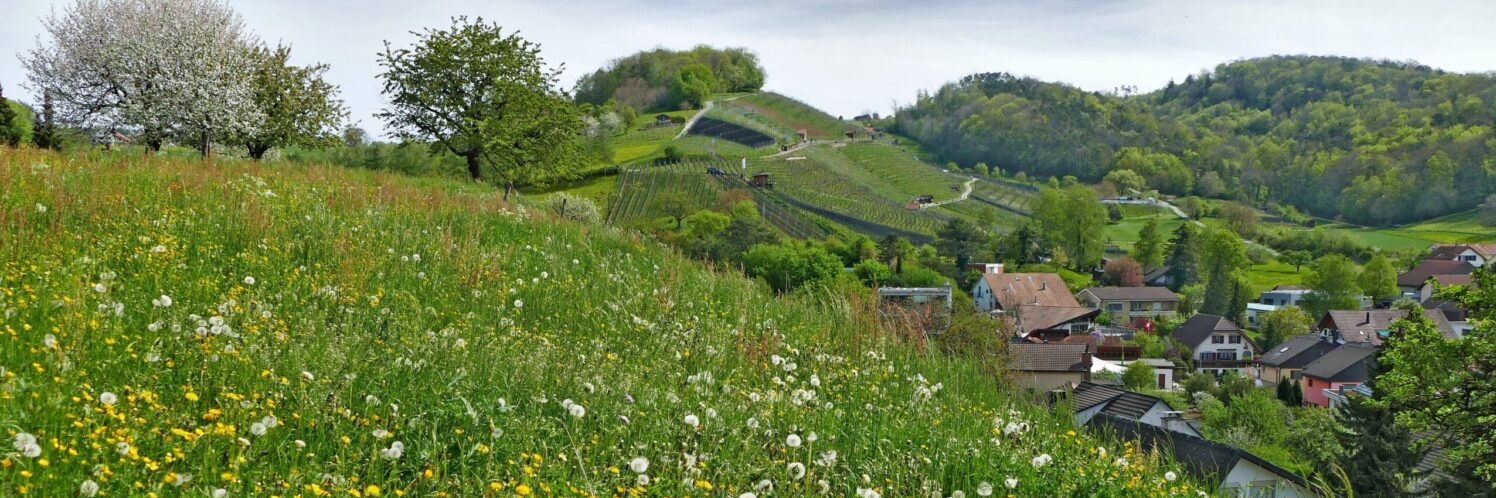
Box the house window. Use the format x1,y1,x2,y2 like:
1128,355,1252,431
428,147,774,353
1131,302,1145,312
1211,335,1225,344
1152,302,1162,311
1463,255,1477,262
1228,335,1242,344
1108,303,1123,312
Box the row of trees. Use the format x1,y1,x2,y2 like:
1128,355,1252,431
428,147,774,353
896,56,1496,225
22,0,347,157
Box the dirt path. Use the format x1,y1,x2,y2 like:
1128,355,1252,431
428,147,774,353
926,176,977,208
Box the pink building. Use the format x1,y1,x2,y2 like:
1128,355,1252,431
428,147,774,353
1299,343,1377,408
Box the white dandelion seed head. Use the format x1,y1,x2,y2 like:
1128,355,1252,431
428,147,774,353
1165,471,1177,482
93,283,107,293
250,422,267,436
372,429,390,439
380,441,404,460
951,491,965,498
513,299,524,308
301,371,315,381
786,434,802,448
212,488,228,498
629,456,649,474
977,481,993,496
115,442,131,455
636,474,650,486
294,440,307,448
788,462,806,480
43,334,57,348
1030,454,1051,468
244,276,255,285
684,414,700,428
79,480,99,497
568,403,586,418
1005,478,1018,489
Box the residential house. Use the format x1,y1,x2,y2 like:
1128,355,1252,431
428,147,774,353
1257,286,1312,308
1426,243,1496,267
973,273,1098,340
1173,314,1261,377
1323,383,1373,411
1006,343,1091,392
1418,273,1473,302
1398,259,1475,297
1142,266,1173,287
1087,414,1313,497
1061,381,1198,437
1300,343,1378,408
964,262,1004,275
1256,334,1337,385
1120,358,1178,390
1244,302,1276,327
1422,298,1473,338
1317,309,1457,345
1076,286,1180,326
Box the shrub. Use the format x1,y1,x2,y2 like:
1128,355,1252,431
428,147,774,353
544,192,601,224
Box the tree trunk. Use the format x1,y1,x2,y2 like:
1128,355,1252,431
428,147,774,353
248,144,269,161
465,153,482,180
504,182,514,201
199,130,211,158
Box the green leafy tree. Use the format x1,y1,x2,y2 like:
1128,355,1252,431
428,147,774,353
1164,223,1201,290
934,218,990,276
1199,228,1250,322
239,44,347,160
342,126,368,147
671,63,716,109
1280,250,1311,273
1379,268,1496,482
1032,184,1106,270
1301,254,1362,316
1256,306,1312,351
377,17,584,198
0,83,20,147
1131,217,1164,270
684,210,731,239
1336,354,1428,496
1122,360,1155,391
1103,168,1147,195
1287,407,1344,471
878,235,915,274
742,242,843,293
1358,254,1399,302
853,259,892,287
32,91,58,150
653,192,691,229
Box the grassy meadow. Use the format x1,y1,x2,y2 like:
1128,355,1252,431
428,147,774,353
0,148,1202,497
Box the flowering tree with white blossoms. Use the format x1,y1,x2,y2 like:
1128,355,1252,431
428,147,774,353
23,0,262,154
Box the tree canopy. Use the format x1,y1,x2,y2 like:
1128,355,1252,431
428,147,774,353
573,46,765,112
895,56,1496,226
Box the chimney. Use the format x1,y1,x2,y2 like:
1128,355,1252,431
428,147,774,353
1041,280,1048,291
1363,311,1370,325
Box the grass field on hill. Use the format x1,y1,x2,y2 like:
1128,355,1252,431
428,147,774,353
733,93,847,140
0,148,1201,497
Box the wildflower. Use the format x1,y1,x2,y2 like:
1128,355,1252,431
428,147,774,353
816,450,838,467
373,429,390,439
683,414,700,428
79,480,99,497
515,484,532,495
14,432,41,458
212,488,228,498
262,415,279,428
636,475,650,486
807,432,818,443
513,299,524,308
739,493,757,498
35,203,47,213
1005,478,1018,489
1030,453,1051,468
115,442,130,455
976,481,993,497
250,422,267,436
294,440,307,448
786,433,802,448
857,487,881,498
151,245,168,253
152,294,173,307
380,441,404,460
540,271,549,279
169,473,192,486
366,395,381,405
94,283,107,293
568,403,586,418
756,479,773,492
43,334,57,348
244,276,256,285
951,491,965,498
301,371,315,381
629,457,649,474
1165,471,1177,482
365,485,381,496
788,462,806,480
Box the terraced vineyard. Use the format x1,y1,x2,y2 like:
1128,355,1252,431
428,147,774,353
750,145,954,239
839,143,967,203
735,92,847,139
970,177,1037,216
606,161,726,226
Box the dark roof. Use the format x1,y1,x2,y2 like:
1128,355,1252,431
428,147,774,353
1143,266,1170,283
1086,413,1310,490
1257,334,1337,369
1300,343,1377,382
1422,274,1474,288
1321,309,1457,343
1016,306,1099,336
1101,391,1165,419
1069,381,1126,411
1427,243,1496,260
1398,260,1475,287
1173,314,1257,352
1007,343,1090,372
1080,286,1180,302
1421,298,1467,322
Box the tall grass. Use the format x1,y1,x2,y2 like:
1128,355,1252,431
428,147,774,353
0,148,1202,497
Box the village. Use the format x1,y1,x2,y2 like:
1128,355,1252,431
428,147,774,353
877,243,1490,495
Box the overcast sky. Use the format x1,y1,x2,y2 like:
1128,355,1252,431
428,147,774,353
3,0,1495,138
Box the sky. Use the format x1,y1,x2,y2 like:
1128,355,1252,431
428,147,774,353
3,0,1496,138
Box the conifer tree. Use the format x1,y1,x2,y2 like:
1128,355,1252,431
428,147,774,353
1164,223,1200,290
0,83,20,148
1334,355,1426,497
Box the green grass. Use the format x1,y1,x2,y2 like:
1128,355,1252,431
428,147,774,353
0,148,1202,497
733,93,847,140
1102,205,1186,252
1245,260,1309,293
520,173,619,209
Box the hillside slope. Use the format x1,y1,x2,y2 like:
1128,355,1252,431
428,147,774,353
0,149,1198,496
896,55,1496,226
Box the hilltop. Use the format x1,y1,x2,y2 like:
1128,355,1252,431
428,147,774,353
895,55,1496,227
0,149,1199,496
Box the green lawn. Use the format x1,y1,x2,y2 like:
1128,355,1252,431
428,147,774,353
520,173,619,208
1102,205,1186,251
1245,260,1309,293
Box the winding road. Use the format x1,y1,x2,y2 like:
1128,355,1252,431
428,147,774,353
925,176,977,208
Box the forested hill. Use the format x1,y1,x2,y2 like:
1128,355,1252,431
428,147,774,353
894,55,1496,226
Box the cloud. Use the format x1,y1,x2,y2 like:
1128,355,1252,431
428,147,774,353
2,0,1494,138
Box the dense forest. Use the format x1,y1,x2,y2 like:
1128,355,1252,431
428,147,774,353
895,56,1496,225
573,45,766,112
